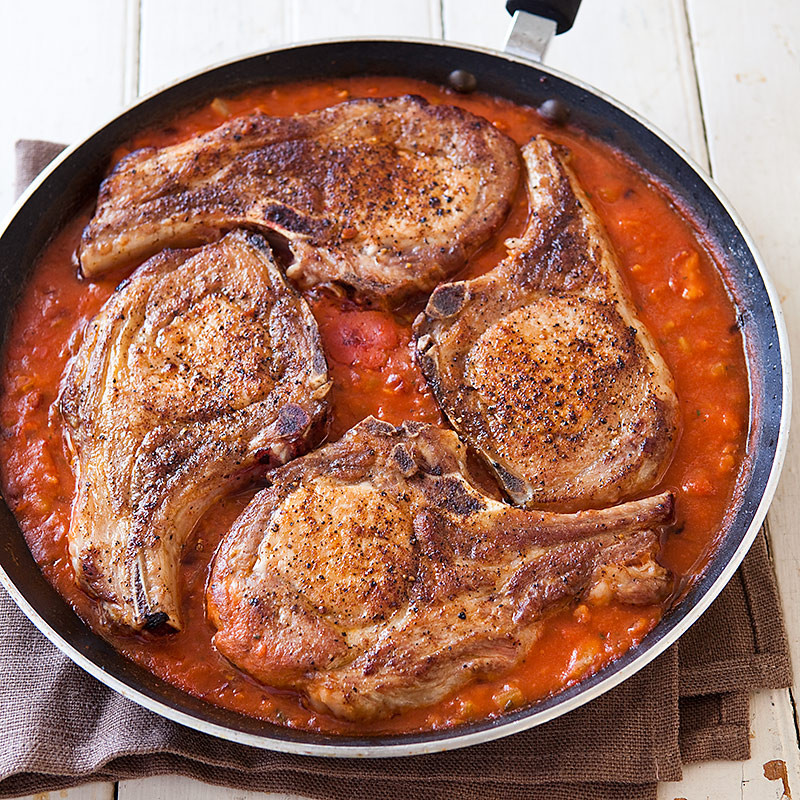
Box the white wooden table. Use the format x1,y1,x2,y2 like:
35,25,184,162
3,1,799,798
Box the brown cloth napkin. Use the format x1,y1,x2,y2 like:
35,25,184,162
0,141,792,800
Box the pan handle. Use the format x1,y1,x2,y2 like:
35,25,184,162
505,0,581,34
503,0,580,62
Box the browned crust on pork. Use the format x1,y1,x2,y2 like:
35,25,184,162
208,417,673,721
80,96,520,306
414,137,680,510
60,230,330,632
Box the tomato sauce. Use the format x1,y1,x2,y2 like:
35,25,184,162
0,76,749,734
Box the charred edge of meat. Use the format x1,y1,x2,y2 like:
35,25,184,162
423,476,485,516
143,611,170,631
427,282,470,319
312,348,328,379
492,462,528,501
362,417,398,438
261,203,333,240
400,420,427,437
130,556,178,633
276,403,311,437
411,341,441,400
245,231,270,252
392,444,418,477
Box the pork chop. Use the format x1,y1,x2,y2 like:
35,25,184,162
79,96,520,306
208,417,673,721
59,230,330,632
414,137,680,510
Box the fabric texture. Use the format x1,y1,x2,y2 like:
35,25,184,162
0,141,792,800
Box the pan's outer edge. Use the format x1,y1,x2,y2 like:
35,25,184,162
0,36,791,757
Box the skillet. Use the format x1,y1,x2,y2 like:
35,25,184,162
0,0,790,756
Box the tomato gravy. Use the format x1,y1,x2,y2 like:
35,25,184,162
0,76,749,734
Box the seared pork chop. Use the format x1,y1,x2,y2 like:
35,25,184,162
79,96,520,305
208,417,673,721
414,137,680,509
60,230,330,632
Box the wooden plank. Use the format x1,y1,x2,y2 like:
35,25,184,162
442,0,514,52
659,689,799,799
659,0,800,794
138,0,290,95
119,775,300,800
686,0,800,725
545,0,707,164
287,0,442,41
12,783,114,800
124,0,142,105
0,0,134,214
138,0,442,97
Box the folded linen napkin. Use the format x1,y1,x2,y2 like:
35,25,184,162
0,141,792,800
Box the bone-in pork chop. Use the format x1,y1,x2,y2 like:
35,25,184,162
208,417,673,721
60,230,330,632
79,96,520,305
414,137,680,510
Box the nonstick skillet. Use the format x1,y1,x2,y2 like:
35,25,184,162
0,0,790,756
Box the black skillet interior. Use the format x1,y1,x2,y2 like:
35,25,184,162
0,40,784,750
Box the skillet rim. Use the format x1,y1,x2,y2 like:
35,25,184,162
0,35,791,757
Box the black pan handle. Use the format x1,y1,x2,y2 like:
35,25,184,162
505,0,581,34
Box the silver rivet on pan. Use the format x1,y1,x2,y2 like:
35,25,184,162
538,98,570,125
448,69,477,93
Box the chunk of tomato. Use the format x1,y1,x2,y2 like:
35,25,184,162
324,309,400,370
